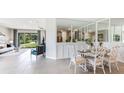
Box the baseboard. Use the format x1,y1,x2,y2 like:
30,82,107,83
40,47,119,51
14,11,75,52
46,56,69,60
46,56,57,60
56,58,69,60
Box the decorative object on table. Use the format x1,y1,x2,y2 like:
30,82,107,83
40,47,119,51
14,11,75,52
85,38,92,45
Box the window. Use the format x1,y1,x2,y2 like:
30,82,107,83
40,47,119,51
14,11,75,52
112,25,121,42
113,34,120,41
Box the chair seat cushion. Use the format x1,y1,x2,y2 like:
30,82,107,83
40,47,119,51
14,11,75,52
70,55,86,64
88,58,102,66
104,56,117,63
76,57,86,64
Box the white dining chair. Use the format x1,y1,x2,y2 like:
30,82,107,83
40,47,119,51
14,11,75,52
78,45,84,51
87,47,106,74
75,45,80,56
68,45,88,74
104,46,120,73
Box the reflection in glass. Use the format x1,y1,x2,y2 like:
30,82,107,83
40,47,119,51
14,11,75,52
97,19,109,42
72,28,83,42
57,31,62,42
112,25,121,42
85,24,96,44
57,27,71,43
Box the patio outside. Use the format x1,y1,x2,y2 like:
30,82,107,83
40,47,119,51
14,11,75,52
19,33,38,48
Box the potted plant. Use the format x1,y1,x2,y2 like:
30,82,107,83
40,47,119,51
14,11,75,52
85,38,92,45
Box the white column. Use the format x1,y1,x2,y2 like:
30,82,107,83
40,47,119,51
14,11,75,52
121,24,123,42
94,22,98,74
71,25,73,42
45,18,57,59
95,22,98,45
108,18,111,42
87,25,88,32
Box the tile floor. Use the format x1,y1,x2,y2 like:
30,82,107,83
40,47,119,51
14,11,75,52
0,53,124,74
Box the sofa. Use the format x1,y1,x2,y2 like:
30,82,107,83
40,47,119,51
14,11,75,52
0,46,14,54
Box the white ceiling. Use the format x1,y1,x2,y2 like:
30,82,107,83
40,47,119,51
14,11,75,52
0,18,123,30
0,18,46,30
56,18,102,28
0,18,102,30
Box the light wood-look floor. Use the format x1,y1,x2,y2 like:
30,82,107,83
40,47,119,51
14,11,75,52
0,54,124,74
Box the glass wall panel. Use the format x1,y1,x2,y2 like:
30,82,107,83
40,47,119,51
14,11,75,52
72,28,81,42
57,26,71,43
113,25,121,42
122,25,124,43
97,19,109,42
87,24,96,43
82,28,85,41
110,24,122,42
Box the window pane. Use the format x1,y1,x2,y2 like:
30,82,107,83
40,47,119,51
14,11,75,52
97,19,109,42
113,25,121,42
122,25,124,43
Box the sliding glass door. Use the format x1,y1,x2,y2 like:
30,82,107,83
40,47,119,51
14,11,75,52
18,33,38,48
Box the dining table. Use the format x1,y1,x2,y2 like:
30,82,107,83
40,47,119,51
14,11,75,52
78,48,111,72
78,49,97,71
78,49,96,58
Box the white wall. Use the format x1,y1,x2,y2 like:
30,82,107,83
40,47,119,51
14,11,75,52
45,19,57,59
0,26,13,43
0,18,47,30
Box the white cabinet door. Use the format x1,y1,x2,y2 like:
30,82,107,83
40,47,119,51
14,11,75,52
63,45,69,58
57,45,64,59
